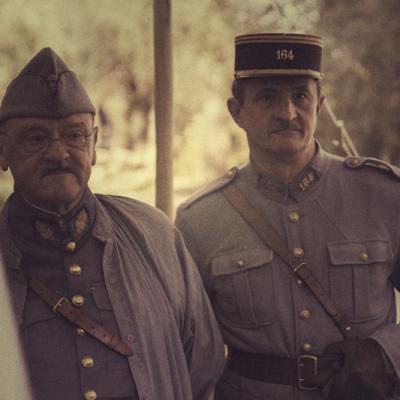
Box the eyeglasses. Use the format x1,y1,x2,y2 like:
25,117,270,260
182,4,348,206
19,130,93,154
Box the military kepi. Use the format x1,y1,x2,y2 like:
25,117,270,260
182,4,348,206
0,47,95,123
234,33,323,79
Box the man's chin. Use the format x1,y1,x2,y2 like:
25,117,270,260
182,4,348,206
265,137,306,154
33,186,84,214
270,129,302,137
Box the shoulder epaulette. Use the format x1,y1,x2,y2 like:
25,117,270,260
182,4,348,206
345,156,400,179
179,167,239,210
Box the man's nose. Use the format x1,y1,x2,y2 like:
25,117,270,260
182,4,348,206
44,137,69,160
274,96,297,121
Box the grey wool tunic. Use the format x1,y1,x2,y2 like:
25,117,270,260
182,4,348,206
1,192,225,400
176,144,400,400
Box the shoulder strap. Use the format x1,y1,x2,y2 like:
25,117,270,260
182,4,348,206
25,273,133,356
221,183,355,340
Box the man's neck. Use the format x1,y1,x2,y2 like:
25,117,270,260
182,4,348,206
250,144,317,182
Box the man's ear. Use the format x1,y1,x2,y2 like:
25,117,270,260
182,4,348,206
317,95,325,116
91,126,98,166
0,134,9,172
227,97,245,128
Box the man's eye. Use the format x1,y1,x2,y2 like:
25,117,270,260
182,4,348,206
25,133,47,144
294,92,309,100
258,93,274,102
65,131,83,140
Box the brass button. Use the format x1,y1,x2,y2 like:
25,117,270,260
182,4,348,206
84,390,97,400
359,252,369,262
236,260,245,268
288,211,300,223
350,158,361,166
69,264,82,275
72,295,85,307
345,325,352,332
65,241,76,252
293,247,305,258
296,279,304,288
77,328,86,336
302,343,312,353
82,356,94,368
299,309,311,319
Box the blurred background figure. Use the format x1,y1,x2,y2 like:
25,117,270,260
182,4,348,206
0,248,32,400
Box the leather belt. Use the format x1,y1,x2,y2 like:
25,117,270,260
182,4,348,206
25,273,133,357
227,347,341,390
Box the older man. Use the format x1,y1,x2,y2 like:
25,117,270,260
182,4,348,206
0,47,224,400
176,33,400,399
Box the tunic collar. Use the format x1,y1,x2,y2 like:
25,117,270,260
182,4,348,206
8,187,97,248
243,141,330,203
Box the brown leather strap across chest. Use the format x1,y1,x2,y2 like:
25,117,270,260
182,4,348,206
24,273,133,357
221,183,355,339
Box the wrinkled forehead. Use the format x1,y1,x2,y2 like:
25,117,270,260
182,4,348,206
2,113,94,134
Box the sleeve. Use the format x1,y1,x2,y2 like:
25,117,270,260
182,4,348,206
368,257,400,382
369,323,400,382
174,228,225,400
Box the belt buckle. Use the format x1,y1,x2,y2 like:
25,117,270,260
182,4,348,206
297,354,318,391
52,297,69,313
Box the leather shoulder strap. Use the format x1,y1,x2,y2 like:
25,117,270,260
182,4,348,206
222,183,355,339
25,273,133,356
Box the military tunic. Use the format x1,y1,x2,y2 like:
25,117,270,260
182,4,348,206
1,190,225,400
7,190,138,400
175,144,400,400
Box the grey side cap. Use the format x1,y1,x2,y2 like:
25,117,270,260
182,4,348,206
0,47,95,123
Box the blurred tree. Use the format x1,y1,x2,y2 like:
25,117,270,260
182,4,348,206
317,0,400,163
1,0,399,209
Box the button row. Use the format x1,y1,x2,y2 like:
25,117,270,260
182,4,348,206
64,242,96,400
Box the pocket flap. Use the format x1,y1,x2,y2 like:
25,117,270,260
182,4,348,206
328,240,392,266
211,246,273,277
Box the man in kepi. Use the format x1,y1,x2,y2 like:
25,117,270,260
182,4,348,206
0,48,225,400
176,33,400,399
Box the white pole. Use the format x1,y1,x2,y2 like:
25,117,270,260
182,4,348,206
153,0,173,218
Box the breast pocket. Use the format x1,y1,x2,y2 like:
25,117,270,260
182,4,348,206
328,240,393,322
211,246,275,328
21,294,67,382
